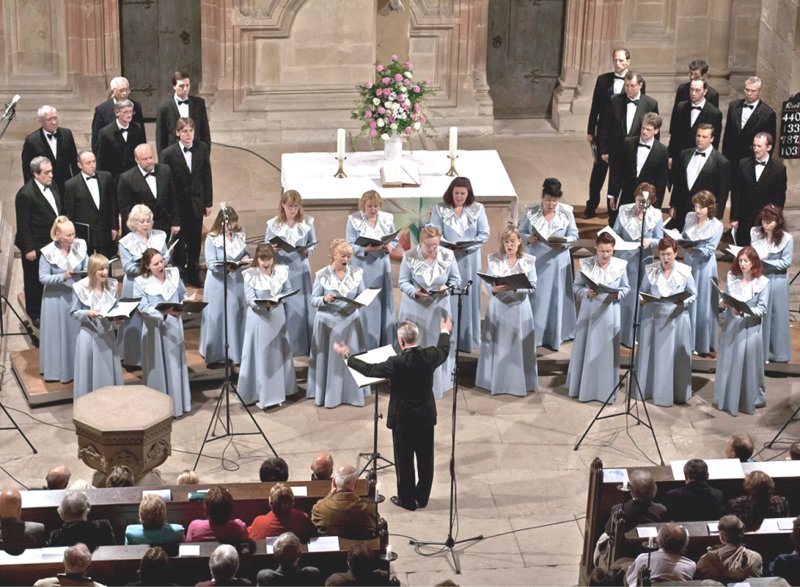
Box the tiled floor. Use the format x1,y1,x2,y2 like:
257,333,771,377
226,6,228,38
0,126,798,586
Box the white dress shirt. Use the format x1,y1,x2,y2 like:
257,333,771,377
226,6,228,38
690,99,706,127
741,99,759,128
35,179,59,215
174,93,189,118
83,173,100,209
140,166,157,198
686,147,712,190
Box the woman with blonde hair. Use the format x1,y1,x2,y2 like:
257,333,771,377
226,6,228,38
265,190,317,356
39,215,87,383
124,493,185,546
308,239,367,407
71,253,124,398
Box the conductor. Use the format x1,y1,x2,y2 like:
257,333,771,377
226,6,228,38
334,316,452,512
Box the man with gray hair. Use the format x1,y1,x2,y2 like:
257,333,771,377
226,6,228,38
311,465,378,537
722,76,777,168
117,143,180,236
196,544,249,586
91,76,146,153
95,98,147,183
334,316,452,511
49,491,115,551
604,470,666,536
255,531,321,586
34,543,105,587
21,105,79,194
626,522,696,585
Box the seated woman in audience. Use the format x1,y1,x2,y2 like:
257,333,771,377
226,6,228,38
105,465,134,487
186,486,248,544
696,514,763,582
625,523,695,585
636,236,696,407
247,483,316,542
125,494,185,546
476,226,538,396
750,204,793,363
769,515,800,586
728,470,790,530
127,546,178,586
714,246,770,416
176,470,199,485
49,491,116,551
568,232,629,403
39,215,87,383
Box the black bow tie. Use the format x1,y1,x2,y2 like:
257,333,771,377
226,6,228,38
694,151,707,157
46,132,58,140
756,160,767,166
85,175,98,180
144,172,155,178
743,103,755,109
614,75,625,81
183,146,192,153
42,185,50,191
691,106,703,111
115,128,128,135
627,98,639,106
177,99,189,106
638,142,651,149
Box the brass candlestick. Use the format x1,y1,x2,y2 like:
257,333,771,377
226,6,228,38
334,157,347,178
446,154,458,176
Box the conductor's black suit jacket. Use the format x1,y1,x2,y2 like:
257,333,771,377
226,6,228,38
346,332,450,430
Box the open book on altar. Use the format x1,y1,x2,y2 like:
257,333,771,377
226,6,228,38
380,162,421,187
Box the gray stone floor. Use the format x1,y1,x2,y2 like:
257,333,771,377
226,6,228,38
0,125,798,586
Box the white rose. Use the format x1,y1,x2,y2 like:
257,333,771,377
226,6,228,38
404,71,412,78
399,86,408,93
377,118,385,127
390,123,398,130
384,101,394,109
372,98,380,105
414,122,421,130
381,133,390,140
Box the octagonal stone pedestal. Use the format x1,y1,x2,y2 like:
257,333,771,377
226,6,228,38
73,385,173,479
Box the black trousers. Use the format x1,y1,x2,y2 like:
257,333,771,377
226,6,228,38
392,424,434,507
587,157,609,213
21,252,43,321
172,208,203,276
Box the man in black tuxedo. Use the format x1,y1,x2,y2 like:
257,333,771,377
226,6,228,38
731,132,787,246
21,106,79,195
668,78,722,166
155,70,211,154
63,150,119,258
159,117,213,286
15,157,62,325
598,71,659,226
90,76,146,153
664,459,724,522
117,143,180,237
670,59,720,122
721,76,778,168
335,317,453,512
95,99,147,183
669,123,731,230
608,112,669,210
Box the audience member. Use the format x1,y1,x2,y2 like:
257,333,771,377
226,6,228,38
728,470,790,530
696,514,763,582
49,491,116,551
45,464,72,490
787,442,800,461
196,544,251,586
256,531,321,586
311,453,334,481
770,515,800,585
126,546,178,586
260,457,290,482
106,465,135,488
311,465,378,539
177,470,200,485
69,479,95,491
34,542,105,587
248,483,316,542
124,494,185,546
325,543,399,586
0,487,45,554
625,523,695,585
186,486,248,544
604,470,666,535
725,433,755,462
664,458,724,521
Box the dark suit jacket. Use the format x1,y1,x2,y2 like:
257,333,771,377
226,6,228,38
664,481,724,522
670,147,731,220
14,180,62,254
256,565,320,586
721,99,778,166
347,332,450,430
608,136,669,207
159,141,213,218
668,100,723,160
90,98,145,153
0,519,46,555
598,93,659,159
155,95,211,154
21,127,79,193
95,121,147,182
586,72,647,138
117,164,179,232
48,519,116,552
670,81,720,122
63,171,119,254
731,156,788,227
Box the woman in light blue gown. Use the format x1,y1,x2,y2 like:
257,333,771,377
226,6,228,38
345,190,397,348
134,248,192,418
567,232,629,403
71,254,124,399
682,190,723,355
714,246,770,416
476,227,538,397
612,183,663,348
636,236,696,407
39,216,87,383
519,177,578,350
118,205,168,369
308,239,367,408
750,204,793,363
398,226,461,399
200,206,249,366
428,176,489,351
265,190,316,357
238,244,296,409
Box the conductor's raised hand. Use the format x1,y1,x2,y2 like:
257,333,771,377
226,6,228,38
440,315,453,333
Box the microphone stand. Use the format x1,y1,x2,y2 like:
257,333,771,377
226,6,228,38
574,200,663,465
194,206,277,469
411,279,483,574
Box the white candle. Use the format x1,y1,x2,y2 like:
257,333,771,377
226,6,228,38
337,128,346,160
386,544,393,558
375,481,381,500
448,126,458,158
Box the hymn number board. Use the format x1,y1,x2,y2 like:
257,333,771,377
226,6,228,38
780,93,800,159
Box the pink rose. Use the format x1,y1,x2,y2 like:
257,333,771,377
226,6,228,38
394,73,403,82
420,115,426,124
410,114,418,122
382,77,390,84
378,107,386,114
376,64,384,72
405,61,413,69
402,102,410,110
391,54,399,61
404,79,411,86
370,129,379,137
369,120,377,129
412,85,420,93
414,103,421,112
365,110,372,118
375,88,383,96
404,126,412,134
365,81,373,89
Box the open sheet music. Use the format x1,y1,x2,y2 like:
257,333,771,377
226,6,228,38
346,344,397,387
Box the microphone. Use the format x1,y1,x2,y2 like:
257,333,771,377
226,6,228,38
641,191,650,210
2,94,20,119
462,279,474,293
